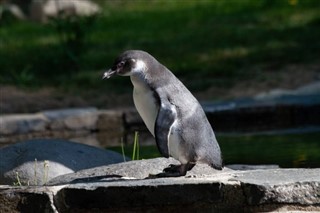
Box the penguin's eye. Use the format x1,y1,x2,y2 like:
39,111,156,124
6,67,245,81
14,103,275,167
117,61,125,68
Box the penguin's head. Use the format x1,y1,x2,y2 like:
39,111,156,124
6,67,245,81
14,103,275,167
103,50,149,79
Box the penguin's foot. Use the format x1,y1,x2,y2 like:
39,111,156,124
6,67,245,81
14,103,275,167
146,170,181,179
163,164,184,173
147,163,195,178
153,171,182,178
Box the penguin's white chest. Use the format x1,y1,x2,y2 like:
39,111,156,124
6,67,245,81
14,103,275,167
131,77,159,136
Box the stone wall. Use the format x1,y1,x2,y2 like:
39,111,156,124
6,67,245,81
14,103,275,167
0,108,126,148
1,97,320,148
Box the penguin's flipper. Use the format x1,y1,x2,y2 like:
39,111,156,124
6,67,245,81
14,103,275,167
155,101,177,158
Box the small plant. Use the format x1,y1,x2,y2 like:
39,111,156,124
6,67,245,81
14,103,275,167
13,172,22,186
132,131,140,161
34,158,38,186
119,131,140,161
43,160,49,185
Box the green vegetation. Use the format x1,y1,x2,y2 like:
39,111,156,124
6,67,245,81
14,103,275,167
132,131,140,160
1,0,320,92
219,133,320,168
120,131,140,161
109,132,320,168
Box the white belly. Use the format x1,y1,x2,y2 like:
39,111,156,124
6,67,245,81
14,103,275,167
132,80,159,136
130,76,186,163
168,121,188,164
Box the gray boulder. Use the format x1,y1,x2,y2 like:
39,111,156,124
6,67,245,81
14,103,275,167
47,158,280,186
47,158,234,185
0,139,126,185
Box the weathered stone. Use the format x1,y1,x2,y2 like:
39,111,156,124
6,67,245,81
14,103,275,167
255,81,320,100
0,139,126,185
51,167,320,212
42,108,98,130
0,185,58,213
96,110,123,131
0,114,48,135
2,82,320,147
96,110,124,146
122,108,145,133
70,134,101,147
0,158,319,212
227,164,280,170
203,81,320,133
54,179,224,212
47,158,232,186
123,108,143,126
237,169,320,205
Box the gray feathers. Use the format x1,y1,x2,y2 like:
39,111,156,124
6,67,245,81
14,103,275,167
155,99,176,158
105,50,223,174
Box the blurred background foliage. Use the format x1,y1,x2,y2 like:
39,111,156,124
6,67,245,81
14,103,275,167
0,0,319,92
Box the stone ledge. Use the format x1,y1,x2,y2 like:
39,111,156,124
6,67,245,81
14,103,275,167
1,82,320,148
2,104,320,148
0,158,319,212
0,108,124,147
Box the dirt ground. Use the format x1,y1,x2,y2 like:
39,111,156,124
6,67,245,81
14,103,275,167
1,63,319,114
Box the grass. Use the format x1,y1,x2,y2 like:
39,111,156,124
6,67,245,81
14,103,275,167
1,0,320,93
108,132,320,168
120,131,140,161
132,131,140,160
219,133,320,168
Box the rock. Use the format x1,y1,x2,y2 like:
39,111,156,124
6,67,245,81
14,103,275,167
42,107,98,130
237,169,320,205
0,107,98,136
203,81,320,133
227,164,280,170
1,162,318,212
51,169,320,212
47,158,234,186
123,108,144,127
255,81,320,100
0,186,58,213
0,113,48,135
96,110,124,147
0,139,126,185
96,110,124,131
0,108,130,148
30,0,100,23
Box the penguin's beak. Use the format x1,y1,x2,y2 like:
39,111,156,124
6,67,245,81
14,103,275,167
102,69,116,79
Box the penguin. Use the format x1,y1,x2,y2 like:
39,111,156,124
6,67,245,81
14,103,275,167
103,50,223,177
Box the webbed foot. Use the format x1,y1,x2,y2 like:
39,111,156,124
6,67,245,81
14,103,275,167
147,163,195,178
